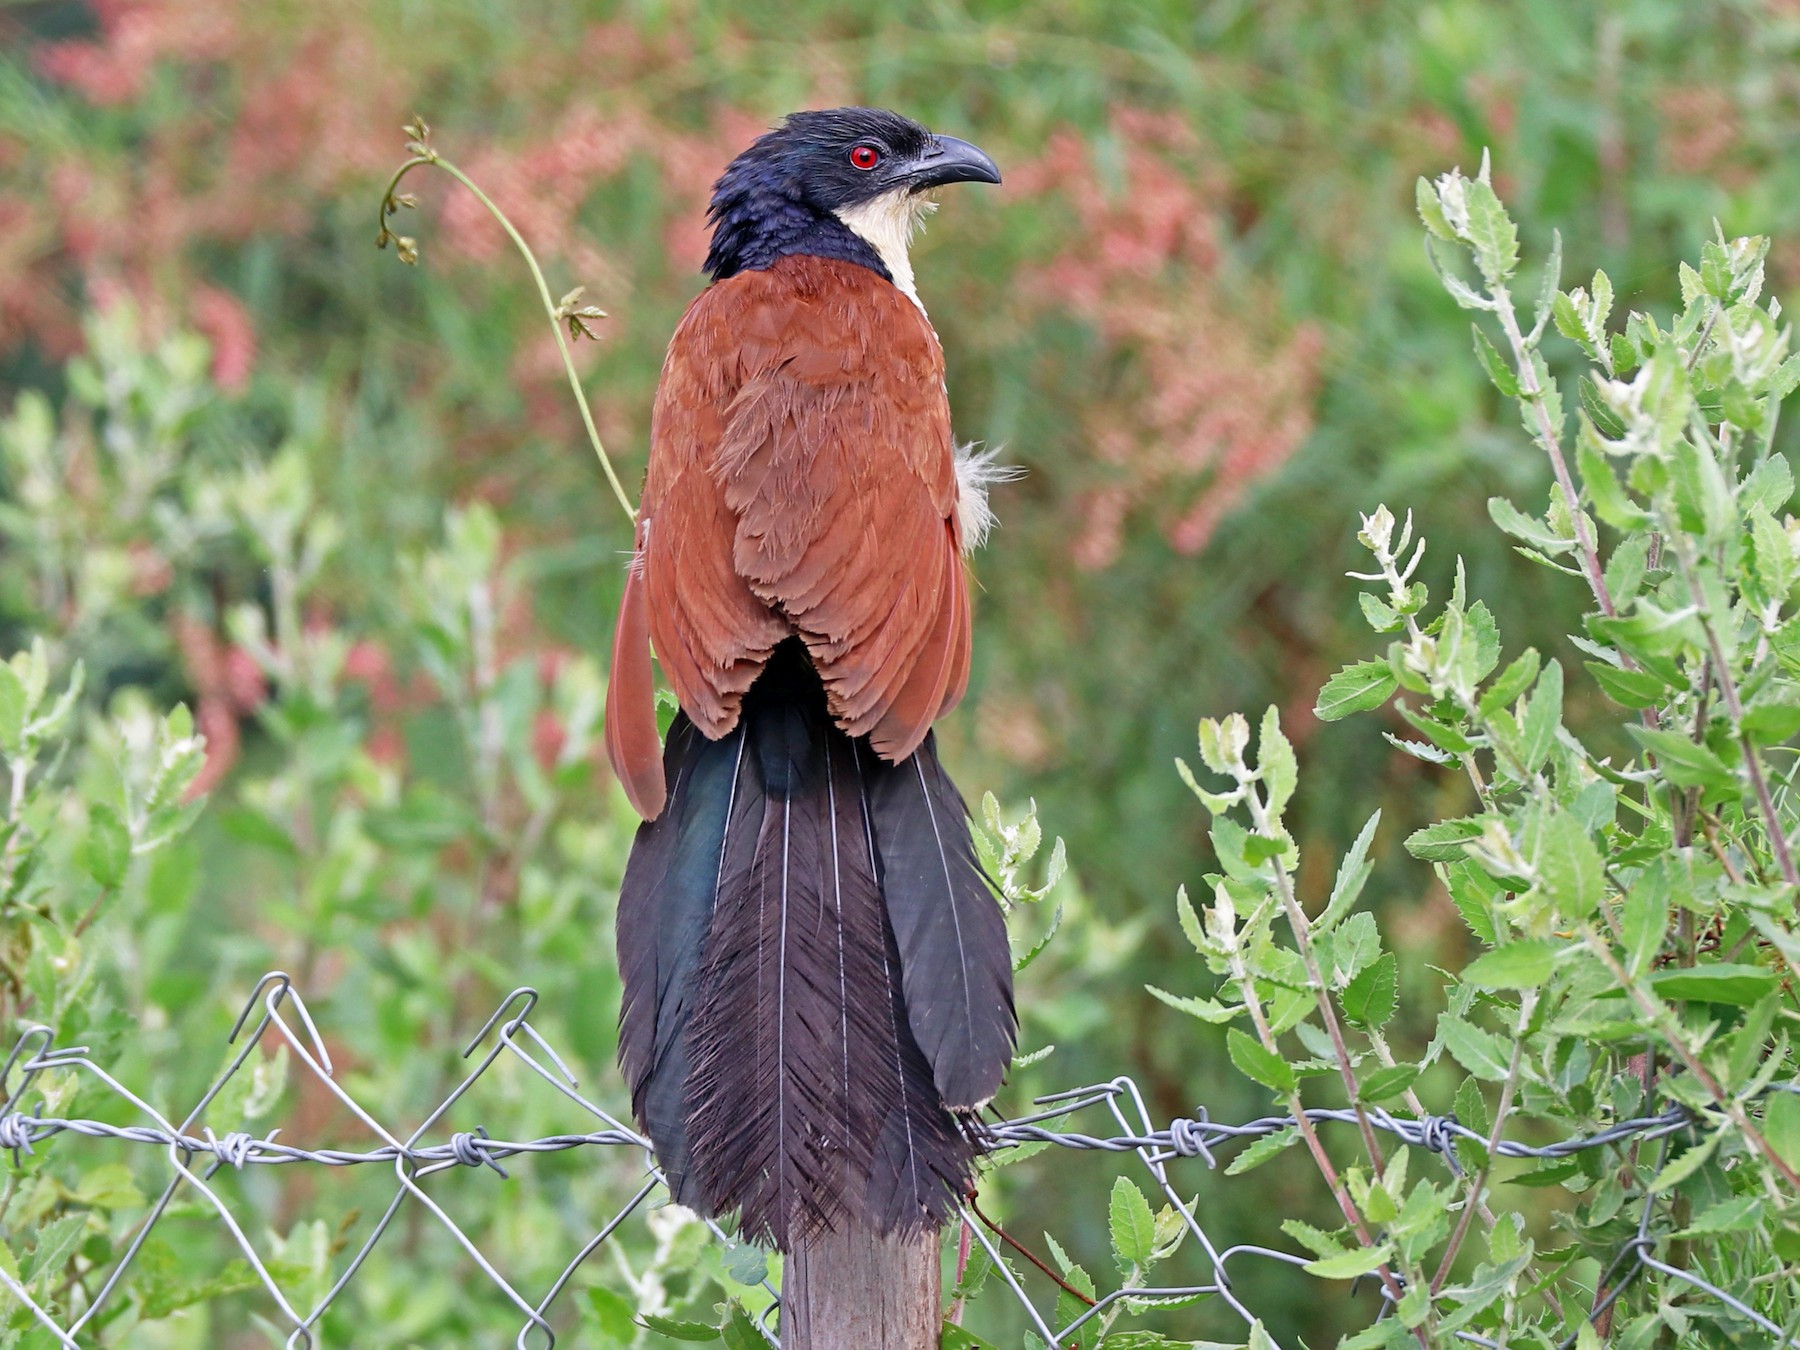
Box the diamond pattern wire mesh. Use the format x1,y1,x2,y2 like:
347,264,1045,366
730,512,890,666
0,971,1794,1349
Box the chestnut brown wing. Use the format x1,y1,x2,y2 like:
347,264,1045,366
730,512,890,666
611,255,971,818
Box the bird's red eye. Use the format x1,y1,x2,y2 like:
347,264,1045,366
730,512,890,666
850,145,880,170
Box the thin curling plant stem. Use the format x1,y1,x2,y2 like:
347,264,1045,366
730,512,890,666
377,132,637,526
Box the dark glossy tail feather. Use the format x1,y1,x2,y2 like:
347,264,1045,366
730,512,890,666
616,717,753,1204
864,740,1017,1108
615,642,1010,1248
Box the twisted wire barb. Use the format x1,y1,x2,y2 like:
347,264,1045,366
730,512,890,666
1,972,1794,1348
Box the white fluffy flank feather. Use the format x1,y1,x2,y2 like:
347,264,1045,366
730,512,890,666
834,190,938,310
953,443,1022,553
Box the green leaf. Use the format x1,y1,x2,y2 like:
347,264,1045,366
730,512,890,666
1620,863,1669,978
1357,1063,1420,1103
1670,435,1734,543
1303,1242,1395,1281
1440,1015,1511,1082
1109,1176,1157,1271
1463,177,1519,285
1488,497,1569,553
1341,952,1397,1029
1175,886,1207,956
720,1239,767,1286
1742,697,1800,746
1478,649,1540,717
1675,1194,1764,1238
1744,452,1795,515
1765,1092,1800,1173
1462,939,1557,990
1534,813,1604,915
1472,325,1520,396
0,660,26,755
1625,726,1738,792
1649,963,1778,1005
1519,660,1562,774
1404,816,1485,862
1257,705,1297,823
1584,661,1669,710
74,1162,144,1212
1146,984,1240,1024
719,1303,773,1350
1580,376,1627,440
1315,660,1397,722
1415,176,1455,240
1225,1126,1299,1176
25,1214,87,1283
1578,439,1649,529
85,803,131,888
1227,1028,1297,1095
641,1314,721,1341
586,1287,639,1341
1359,592,1404,633
1751,507,1797,604
1649,1130,1722,1192
1315,811,1380,933
218,806,301,857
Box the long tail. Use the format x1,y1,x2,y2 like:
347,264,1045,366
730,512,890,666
616,642,1015,1248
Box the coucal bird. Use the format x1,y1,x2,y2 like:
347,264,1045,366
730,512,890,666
604,108,1014,1250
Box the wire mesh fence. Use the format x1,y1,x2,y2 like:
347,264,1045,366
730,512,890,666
1,970,1794,1349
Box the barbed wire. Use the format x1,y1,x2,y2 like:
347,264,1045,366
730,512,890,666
0,971,1793,1349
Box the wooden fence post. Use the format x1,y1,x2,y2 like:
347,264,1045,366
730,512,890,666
784,1224,939,1349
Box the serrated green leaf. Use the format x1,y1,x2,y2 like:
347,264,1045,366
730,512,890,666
85,803,131,888
1315,660,1397,722
1109,1176,1157,1271
1357,1063,1420,1103
1440,1015,1511,1082
1258,705,1297,823
1175,886,1208,956
1621,863,1668,978
1649,1130,1722,1192
1416,177,1455,240
586,1287,639,1341
1303,1242,1395,1281
1534,812,1603,915
1462,938,1557,990
0,661,26,756
1341,951,1397,1028
1578,438,1648,529
1649,963,1777,1005
1146,983,1240,1023
1766,1091,1800,1172
1751,508,1797,607
1520,660,1562,774
1463,178,1519,285
640,1314,722,1341
1479,649,1539,717
1742,697,1800,746
1488,497,1569,552
1404,816,1484,862
719,1302,773,1350
1226,1126,1299,1175
1473,325,1520,396
1227,1028,1297,1095
1315,811,1380,933
1675,1193,1764,1238
1625,726,1738,791
1584,661,1669,710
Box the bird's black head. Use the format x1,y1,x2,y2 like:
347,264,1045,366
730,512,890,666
703,107,1001,289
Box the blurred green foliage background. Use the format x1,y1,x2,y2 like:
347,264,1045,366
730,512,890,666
3,0,1799,1344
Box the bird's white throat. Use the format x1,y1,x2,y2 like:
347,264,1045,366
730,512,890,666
834,190,938,310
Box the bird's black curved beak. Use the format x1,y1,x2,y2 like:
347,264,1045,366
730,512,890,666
906,135,1002,190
